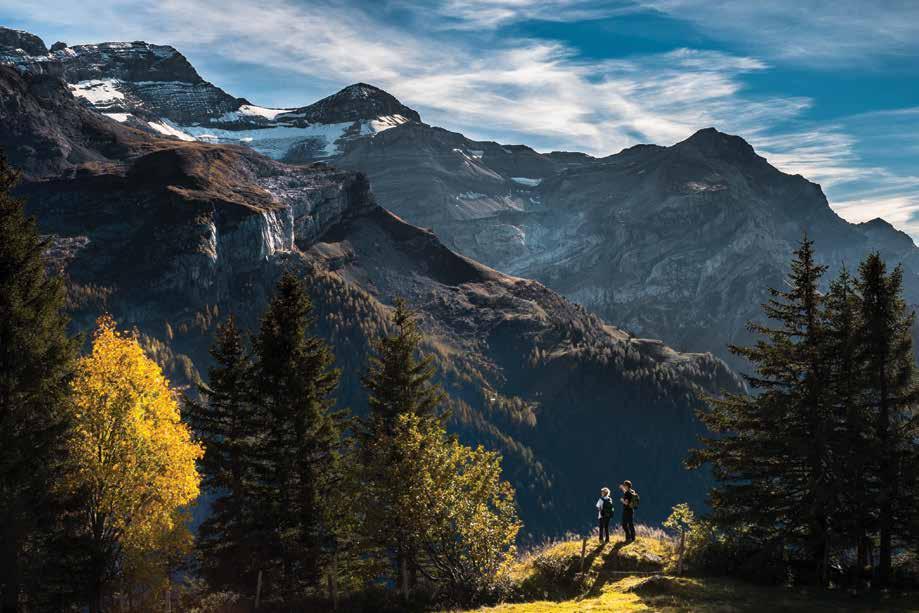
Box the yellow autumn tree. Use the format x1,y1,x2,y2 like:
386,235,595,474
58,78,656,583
64,315,203,611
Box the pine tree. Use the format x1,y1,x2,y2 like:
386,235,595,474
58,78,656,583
688,236,832,573
855,254,919,588
251,272,346,599
362,297,445,433
359,298,446,597
185,316,260,591
822,268,876,578
0,153,78,611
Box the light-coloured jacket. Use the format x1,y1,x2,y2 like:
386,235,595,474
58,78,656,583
596,496,613,519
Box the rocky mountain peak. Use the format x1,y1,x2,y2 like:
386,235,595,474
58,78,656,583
858,217,917,251
293,82,421,125
0,27,48,56
675,127,762,165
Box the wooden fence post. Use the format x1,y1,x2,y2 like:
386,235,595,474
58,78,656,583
580,536,589,572
255,570,263,609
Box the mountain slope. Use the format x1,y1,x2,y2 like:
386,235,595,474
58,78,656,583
338,123,919,367
0,55,741,536
11,28,915,366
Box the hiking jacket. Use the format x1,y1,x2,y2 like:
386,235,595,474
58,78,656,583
596,496,614,519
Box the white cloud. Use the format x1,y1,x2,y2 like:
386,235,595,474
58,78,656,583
409,0,919,67
833,195,919,237
417,0,637,30
640,0,919,66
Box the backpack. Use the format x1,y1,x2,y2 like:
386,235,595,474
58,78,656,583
601,497,614,517
629,490,640,509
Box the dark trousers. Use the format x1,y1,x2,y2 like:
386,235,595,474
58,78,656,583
598,515,611,542
622,508,635,541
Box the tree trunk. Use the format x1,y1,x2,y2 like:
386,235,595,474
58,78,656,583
678,531,685,576
878,514,892,589
1,510,20,613
400,555,409,600
855,531,867,588
328,551,339,611
876,365,892,590
1,552,18,613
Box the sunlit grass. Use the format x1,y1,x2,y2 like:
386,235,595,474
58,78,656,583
469,528,919,613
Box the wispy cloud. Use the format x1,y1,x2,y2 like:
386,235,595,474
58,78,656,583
415,0,638,30
411,0,919,67
641,0,919,66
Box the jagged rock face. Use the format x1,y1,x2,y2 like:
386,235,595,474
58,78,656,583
22,144,375,306
2,61,743,535
0,65,143,178
0,27,47,56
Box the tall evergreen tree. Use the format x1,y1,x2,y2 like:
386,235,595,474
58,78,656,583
688,236,832,574
185,316,260,591
362,297,445,433
822,268,875,576
855,254,919,588
0,153,78,611
251,272,346,599
359,298,446,596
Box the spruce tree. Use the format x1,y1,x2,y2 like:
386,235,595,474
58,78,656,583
688,236,832,573
855,254,919,588
822,268,875,576
359,298,446,597
0,153,78,611
362,297,445,433
185,316,260,591
251,272,346,599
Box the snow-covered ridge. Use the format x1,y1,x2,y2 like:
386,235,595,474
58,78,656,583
1,32,421,162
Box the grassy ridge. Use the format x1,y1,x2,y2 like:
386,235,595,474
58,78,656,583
471,528,919,612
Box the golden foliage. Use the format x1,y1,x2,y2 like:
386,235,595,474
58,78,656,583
64,315,203,568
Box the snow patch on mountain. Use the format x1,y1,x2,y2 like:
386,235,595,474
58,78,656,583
217,104,291,123
511,177,542,187
182,122,353,158
69,79,124,107
148,120,195,141
361,113,410,135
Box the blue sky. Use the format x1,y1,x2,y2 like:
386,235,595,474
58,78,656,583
3,0,919,236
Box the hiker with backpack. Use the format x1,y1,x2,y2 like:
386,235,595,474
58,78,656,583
596,487,614,543
620,480,639,543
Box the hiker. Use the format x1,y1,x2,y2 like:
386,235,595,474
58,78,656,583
620,480,638,542
595,487,614,543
